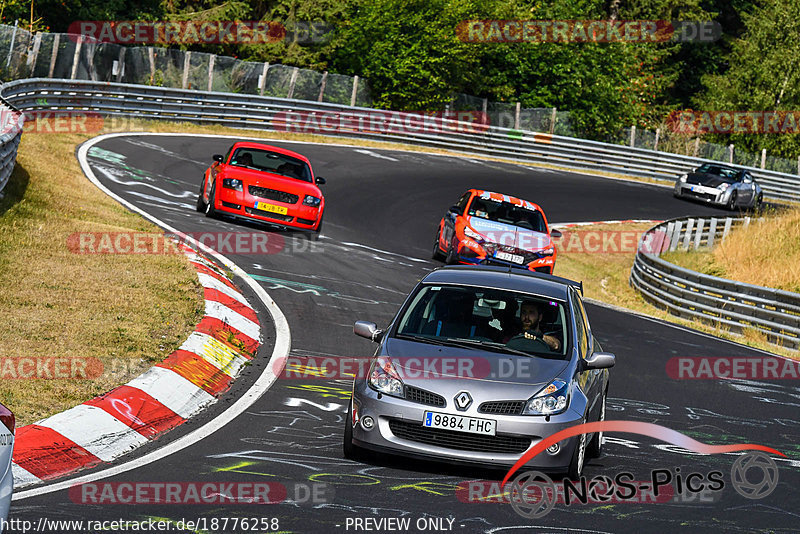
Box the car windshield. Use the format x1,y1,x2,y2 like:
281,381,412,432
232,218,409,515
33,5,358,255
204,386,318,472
394,284,569,358
695,163,738,180
229,148,313,182
467,197,547,232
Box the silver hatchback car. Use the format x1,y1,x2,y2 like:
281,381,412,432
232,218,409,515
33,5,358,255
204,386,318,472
344,266,614,478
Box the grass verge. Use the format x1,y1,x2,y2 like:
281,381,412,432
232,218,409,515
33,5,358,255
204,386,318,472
662,208,800,293
0,131,203,425
551,222,798,359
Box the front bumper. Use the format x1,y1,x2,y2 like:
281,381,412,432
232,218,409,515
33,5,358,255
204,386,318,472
454,240,555,274
674,182,732,207
351,383,583,472
215,186,322,230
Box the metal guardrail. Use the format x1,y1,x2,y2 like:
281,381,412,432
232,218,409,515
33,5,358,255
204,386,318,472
2,78,800,203
630,216,800,349
0,96,24,198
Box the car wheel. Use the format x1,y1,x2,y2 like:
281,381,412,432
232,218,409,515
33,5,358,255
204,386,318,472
204,182,217,218
343,401,365,461
445,238,459,265
567,427,587,480
726,190,738,211
754,192,763,210
196,178,207,212
586,393,606,459
314,214,324,241
432,233,445,261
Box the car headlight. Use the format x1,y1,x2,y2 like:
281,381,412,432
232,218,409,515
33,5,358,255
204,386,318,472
303,195,321,207
222,178,243,191
523,378,569,415
679,174,688,183
716,183,730,190
368,357,404,398
463,226,483,242
540,246,555,256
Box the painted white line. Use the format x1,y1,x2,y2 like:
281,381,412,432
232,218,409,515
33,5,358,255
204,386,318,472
126,366,215,419
354,148,399,161
13,132,291,500
204,300,260,341
39,405,149,462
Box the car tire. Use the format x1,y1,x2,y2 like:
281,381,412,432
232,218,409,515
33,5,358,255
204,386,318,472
343,401,365,461
432,233,445,261
754,192,763,211
567,426,587,480
314,214,324,241
196,178,207,212
204,182,217,218
586,392,606,459
445,238,458,265
726,190,738,211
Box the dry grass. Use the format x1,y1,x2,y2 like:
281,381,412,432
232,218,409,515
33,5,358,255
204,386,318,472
661,209,800,293
0,132,203,425
551,222,799,359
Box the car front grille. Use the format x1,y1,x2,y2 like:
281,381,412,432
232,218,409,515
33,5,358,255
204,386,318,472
404,386,445,407
248,186,299,205
684,189,717,202
244,207,294,222
479,401,525,415
388,419,531,454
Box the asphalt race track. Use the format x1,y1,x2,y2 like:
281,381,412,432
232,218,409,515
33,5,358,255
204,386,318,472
11,134,799,533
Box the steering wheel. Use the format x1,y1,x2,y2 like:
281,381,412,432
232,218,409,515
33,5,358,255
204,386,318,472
506,334,551,352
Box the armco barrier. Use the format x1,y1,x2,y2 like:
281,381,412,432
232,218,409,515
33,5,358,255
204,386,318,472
2,78,800,203
630,216,800,349
0,97,24,197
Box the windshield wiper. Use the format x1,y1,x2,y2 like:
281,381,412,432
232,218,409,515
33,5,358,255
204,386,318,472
443,338,535,357
395,334,453,346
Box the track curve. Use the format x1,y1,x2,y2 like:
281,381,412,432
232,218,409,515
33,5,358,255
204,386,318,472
11,134,799,534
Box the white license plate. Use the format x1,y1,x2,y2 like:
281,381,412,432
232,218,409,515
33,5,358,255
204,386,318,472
495,251,524,264
423,412,496,436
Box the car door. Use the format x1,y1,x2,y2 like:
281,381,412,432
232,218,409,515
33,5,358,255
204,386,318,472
740,172,755,204
571,289,601,421
442,191,471,247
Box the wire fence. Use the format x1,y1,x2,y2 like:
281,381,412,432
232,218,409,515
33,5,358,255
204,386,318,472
0,22,797,175
0,24,373,107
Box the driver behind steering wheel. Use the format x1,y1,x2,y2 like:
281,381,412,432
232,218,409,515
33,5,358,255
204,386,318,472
514,299,561,351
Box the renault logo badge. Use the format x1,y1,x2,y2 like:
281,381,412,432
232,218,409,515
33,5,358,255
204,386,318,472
454,391,472,411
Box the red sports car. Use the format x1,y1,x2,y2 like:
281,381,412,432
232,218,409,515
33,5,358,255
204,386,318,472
197,141,326,234
433,189,560,274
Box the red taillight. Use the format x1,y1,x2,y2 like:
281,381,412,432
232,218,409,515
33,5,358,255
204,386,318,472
0,404,14,434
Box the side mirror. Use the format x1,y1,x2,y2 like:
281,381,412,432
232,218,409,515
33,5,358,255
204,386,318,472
213,154,224,163
448,205,462,215
550,229,563,238
315,177,326,185
744,175,753,183
354,321,384,342
584,352,616,370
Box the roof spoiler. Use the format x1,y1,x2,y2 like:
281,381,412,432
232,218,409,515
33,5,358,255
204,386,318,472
438,265,584,295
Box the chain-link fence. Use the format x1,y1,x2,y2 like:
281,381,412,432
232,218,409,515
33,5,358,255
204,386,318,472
0,22,796,173
0,24,373,106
